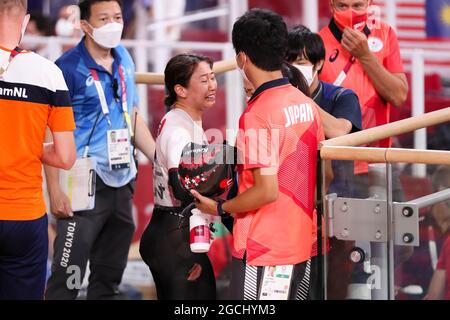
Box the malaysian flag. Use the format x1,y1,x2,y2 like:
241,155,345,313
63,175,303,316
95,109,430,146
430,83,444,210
426,0,450,38
373,0,450,75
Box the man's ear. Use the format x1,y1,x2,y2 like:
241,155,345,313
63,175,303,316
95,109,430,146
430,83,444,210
174,84,187,99
329,0,335,13
236,51,246,69
316,59,325,73
79,20,91,35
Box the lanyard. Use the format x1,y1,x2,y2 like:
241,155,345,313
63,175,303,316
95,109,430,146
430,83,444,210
333,56,356,86
118,65,133,138
89,65,133,137
0,47,24,80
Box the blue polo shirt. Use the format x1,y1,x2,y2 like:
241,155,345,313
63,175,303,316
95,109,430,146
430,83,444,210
312,80,362,197
56,39,139,188
312,80,362,133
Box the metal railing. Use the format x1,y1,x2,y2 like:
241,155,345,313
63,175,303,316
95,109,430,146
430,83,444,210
318,106,450,300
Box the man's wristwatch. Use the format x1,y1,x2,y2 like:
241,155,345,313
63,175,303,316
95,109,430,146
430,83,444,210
216,199,229,218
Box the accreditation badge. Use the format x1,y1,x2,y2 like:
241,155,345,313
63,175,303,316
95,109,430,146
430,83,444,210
259,265,294,300
107,128,131,170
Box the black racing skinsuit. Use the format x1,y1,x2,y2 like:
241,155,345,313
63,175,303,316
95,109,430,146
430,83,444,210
139,168,216,300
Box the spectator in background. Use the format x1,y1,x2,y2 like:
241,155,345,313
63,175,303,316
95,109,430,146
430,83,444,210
28,11,53,36
425,236,450,300
55,4,82,52
319,1,409,299
431,166,450,237
55,5,79,38
287,24,362,198
287,25,361,140
319,0,408,195
49,0,77,20
424,166,450,300
23,11,53,57
394,166,450,300
286,24,362,300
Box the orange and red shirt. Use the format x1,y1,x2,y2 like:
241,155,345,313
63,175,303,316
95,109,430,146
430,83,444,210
0,46,75,221
319,19,404,174
233,78,325,266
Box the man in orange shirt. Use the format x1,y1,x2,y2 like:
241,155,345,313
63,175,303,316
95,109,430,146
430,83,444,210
192,9,325,300
319,0,409,299
0,0,76,299
319,0,408,183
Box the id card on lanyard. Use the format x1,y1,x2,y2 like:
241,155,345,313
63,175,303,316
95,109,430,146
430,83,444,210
259,265,294,300
90,65,134,170
0,47,24,80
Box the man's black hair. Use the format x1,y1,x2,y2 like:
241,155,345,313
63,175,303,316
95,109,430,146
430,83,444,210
232,8,288,71
79,0,122,21
30,11,53,36
286,25,326,72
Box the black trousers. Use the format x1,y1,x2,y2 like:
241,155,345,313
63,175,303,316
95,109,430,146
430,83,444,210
308,255,320,300
139,208,216,300
45,177,135,300
0,214,48,300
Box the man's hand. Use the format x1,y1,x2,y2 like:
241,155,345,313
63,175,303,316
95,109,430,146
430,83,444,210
190,190,218,215
340,28,409,107
49,188,73,219
341,28,371,59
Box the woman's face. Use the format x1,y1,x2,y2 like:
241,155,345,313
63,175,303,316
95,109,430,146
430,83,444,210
184,61,217,112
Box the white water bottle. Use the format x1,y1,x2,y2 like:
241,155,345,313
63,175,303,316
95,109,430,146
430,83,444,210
189,209,211,253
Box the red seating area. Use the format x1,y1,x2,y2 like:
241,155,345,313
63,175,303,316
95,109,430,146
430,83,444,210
390,73,450,148
179,29,227,62
180,29,228,43
400,175,433,202
400,175,433,216
249,0,303,17
390,73,449,123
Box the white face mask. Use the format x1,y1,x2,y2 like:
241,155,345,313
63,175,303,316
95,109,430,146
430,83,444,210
19,14,30,45
87,21,123,49
56,18,75,37
294,64,317,87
